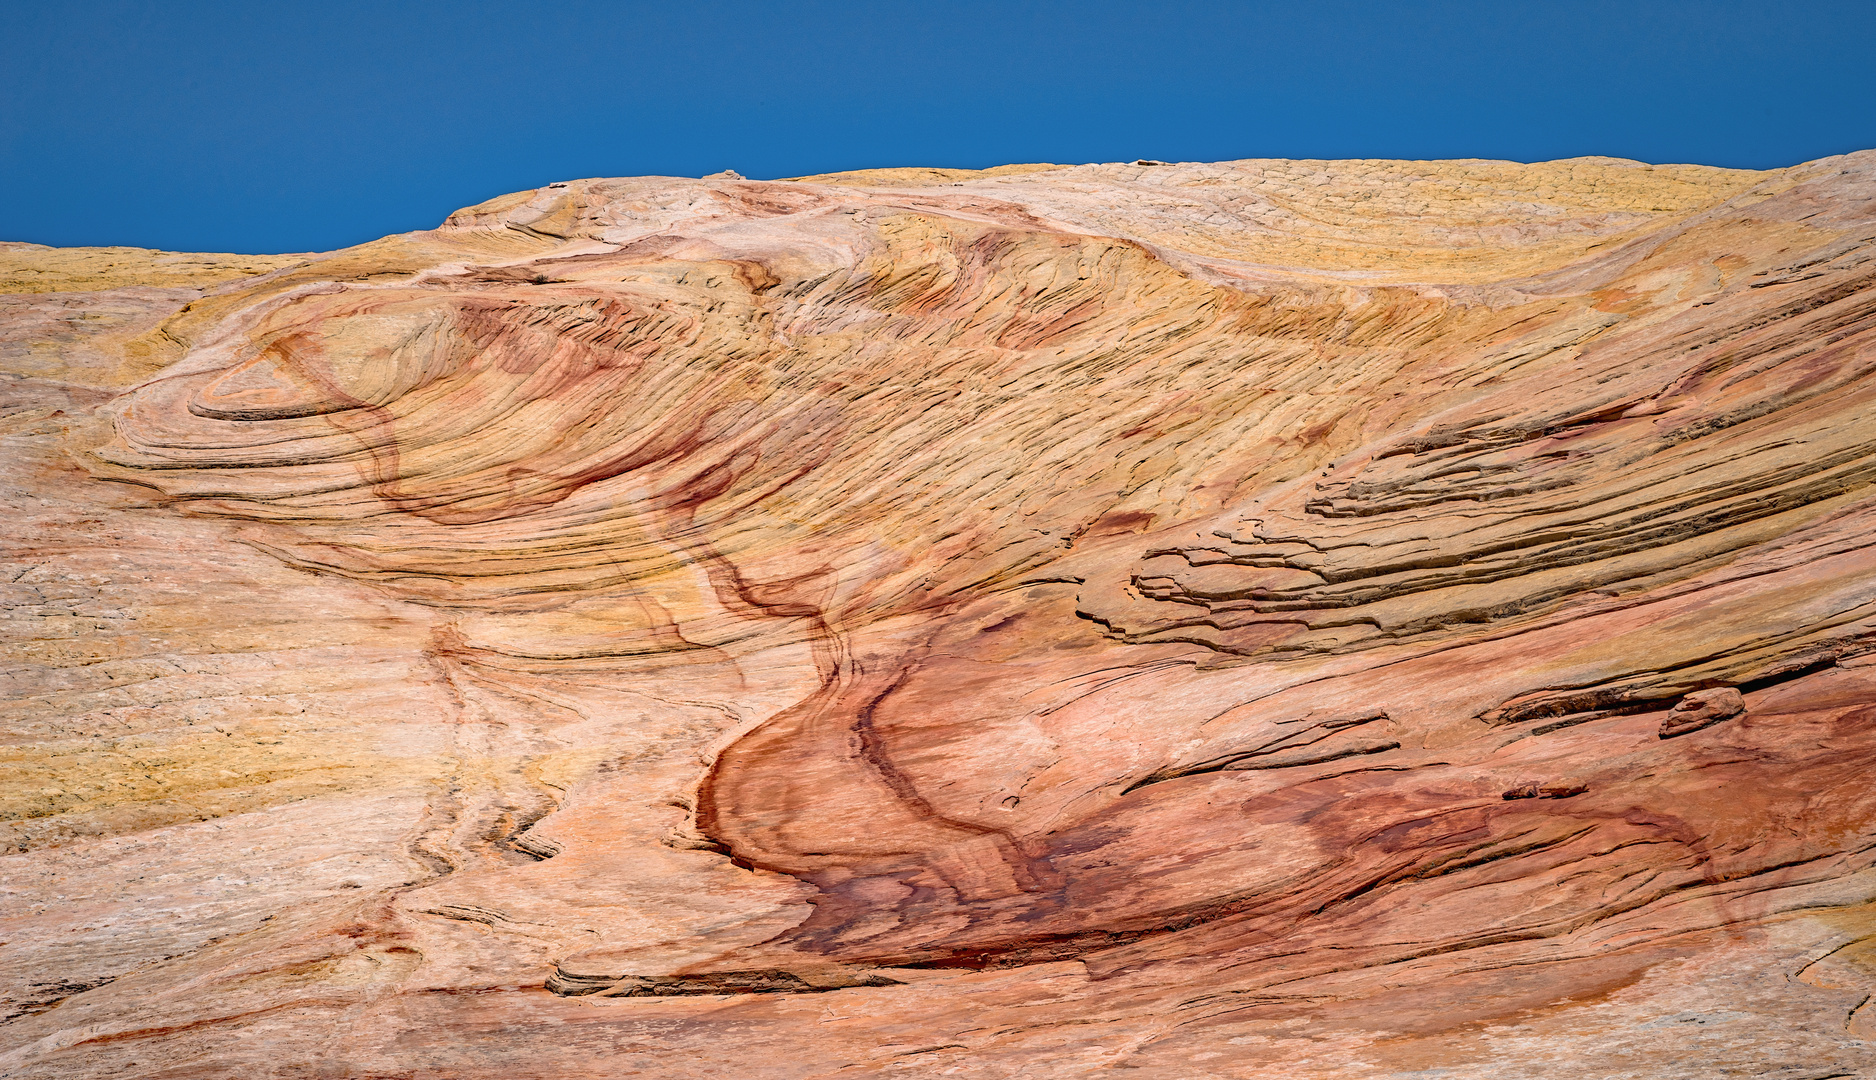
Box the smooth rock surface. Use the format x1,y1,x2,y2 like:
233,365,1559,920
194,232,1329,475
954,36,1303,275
3,153,1875,1078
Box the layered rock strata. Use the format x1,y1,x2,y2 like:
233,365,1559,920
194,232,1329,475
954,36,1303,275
3,153,1876,1078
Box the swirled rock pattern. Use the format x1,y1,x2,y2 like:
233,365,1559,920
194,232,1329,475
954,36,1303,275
4,153,1876,1078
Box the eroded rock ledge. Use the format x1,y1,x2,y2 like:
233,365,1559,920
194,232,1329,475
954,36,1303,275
4,153,1876,1077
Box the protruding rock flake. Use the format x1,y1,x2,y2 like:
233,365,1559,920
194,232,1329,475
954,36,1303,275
4,152,1876,1078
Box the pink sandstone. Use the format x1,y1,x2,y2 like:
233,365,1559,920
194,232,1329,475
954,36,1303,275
2,152,1875,1077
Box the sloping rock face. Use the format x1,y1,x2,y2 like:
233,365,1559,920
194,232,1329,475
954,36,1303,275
4,153,1876,1078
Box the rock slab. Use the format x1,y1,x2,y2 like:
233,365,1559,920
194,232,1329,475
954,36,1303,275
3,153,1876,1077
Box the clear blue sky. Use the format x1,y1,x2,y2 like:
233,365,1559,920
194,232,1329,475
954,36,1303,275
5,1,1875,254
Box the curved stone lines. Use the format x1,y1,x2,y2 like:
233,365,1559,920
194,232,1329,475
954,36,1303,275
1088,252,1876,664
72,153,1876,1021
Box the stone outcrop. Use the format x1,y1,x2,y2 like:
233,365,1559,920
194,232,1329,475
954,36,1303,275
3,152,1875,1078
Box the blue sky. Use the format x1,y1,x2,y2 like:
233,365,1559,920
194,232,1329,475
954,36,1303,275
5,1,1875,254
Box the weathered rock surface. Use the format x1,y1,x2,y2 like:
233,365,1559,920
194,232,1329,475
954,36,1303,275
3,153,1875,1077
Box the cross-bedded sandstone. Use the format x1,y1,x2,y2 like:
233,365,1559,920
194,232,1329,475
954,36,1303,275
3,152,1875,1078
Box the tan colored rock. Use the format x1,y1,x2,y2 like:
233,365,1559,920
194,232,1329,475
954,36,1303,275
1659,686,1747,738
3,151,1876,1077
0,242,305,295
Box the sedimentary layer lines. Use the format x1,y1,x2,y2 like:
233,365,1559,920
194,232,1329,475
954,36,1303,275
95,154,1876,978
6,151,1876,1078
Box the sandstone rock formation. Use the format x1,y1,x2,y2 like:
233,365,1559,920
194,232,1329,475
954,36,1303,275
4,152,1876,1078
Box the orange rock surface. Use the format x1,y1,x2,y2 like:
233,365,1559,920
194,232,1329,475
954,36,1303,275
4,153,1875,1077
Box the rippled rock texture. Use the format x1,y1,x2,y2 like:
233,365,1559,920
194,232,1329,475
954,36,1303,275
5,153,1876,1078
